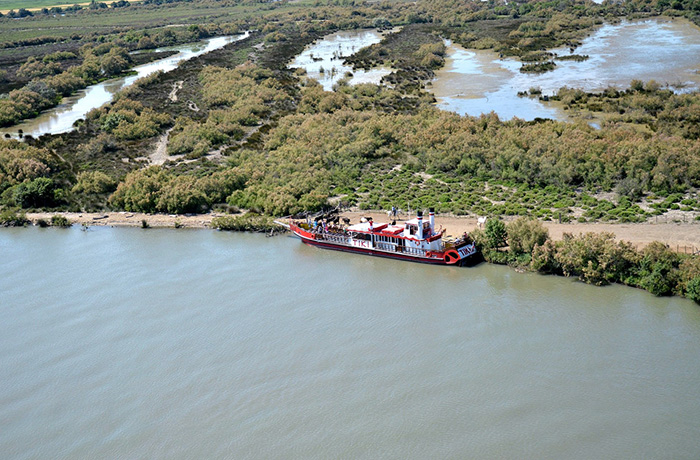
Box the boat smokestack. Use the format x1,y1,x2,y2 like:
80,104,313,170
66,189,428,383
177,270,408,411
417,211,423,239
429,208,435,235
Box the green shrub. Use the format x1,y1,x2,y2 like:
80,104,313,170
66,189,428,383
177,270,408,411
686,277,700,304
51,215,71,227
212,213,282,232
556,232,637,285
531,240,560,274
635,242,679,296
72,171,117,195
484,218,507,250
13,178,55,208
507,217,548,255
157,176,208,214
109,167,170,213
0,208,29,227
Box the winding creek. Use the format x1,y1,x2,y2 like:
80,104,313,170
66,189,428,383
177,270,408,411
1,227,699,458
1,32,249,138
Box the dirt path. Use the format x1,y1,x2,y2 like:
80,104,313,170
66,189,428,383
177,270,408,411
149,127,174,165
168,81,184,102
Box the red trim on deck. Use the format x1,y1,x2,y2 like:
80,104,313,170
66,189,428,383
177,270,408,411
300,237,449,265
289,220,477,266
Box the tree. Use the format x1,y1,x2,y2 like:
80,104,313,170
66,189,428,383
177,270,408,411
507,217,549,255
72,171,117,195
686,277,700,304
484,218,507,250
636,242,678,296
13,178,55,208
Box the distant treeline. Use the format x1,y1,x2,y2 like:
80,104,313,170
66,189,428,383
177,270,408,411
0,1,130,19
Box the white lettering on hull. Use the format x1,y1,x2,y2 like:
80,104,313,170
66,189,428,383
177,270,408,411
457,244,476,259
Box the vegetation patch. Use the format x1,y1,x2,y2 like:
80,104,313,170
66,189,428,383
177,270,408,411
212,212,283,233
0,207,28,226
471,217,700,303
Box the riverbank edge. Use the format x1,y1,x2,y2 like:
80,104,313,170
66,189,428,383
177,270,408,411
22,210,700,250
18,210,700,303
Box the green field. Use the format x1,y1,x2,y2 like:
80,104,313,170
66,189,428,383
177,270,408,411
0,2,270,42
0,0,139,13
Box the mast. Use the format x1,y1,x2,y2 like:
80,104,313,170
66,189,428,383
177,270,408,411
429,208,435,235
416,211,423,240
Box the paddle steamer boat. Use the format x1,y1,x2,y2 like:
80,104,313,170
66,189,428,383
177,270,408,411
283,209,478,266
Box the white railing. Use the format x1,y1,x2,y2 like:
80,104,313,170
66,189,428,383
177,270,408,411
402,246,428,257
320,233,351,245
375,242,397,252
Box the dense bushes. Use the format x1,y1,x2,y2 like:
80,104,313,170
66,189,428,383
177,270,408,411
0,208,29,227
472,217,700,303
109,167,246,214
72,171,117,195
0,142,55,190
92,98,172,140
13,178,58,208
0,142,65,209
212,212,282,232
235,99,699,217
0,45,132,127
553,83,700,140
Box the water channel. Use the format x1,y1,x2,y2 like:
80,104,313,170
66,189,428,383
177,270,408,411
290,29,395,92
2,227,699,458
430,18,700,120
1,32,249,138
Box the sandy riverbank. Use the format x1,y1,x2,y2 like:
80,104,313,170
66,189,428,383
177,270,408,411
25,210,700,253
26,211,216,229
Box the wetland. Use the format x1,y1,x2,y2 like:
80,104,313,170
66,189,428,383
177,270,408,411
2,0,700,455
1,0,699,303
430,18,700,120
290,29,395,92
1,33,249,138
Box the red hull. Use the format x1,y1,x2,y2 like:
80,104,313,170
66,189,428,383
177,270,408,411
289,221,475,266
299,235,450,265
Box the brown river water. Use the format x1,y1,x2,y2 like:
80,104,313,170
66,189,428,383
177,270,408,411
2,227,699,459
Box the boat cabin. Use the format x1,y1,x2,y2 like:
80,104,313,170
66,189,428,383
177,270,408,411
345,210,443,253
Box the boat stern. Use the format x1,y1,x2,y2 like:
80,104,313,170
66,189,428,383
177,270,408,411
443,242,478,265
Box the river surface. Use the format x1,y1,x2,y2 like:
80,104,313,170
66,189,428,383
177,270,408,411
2,226,700,459
290,29,395,91
430,18,700,120
1,33,249,138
